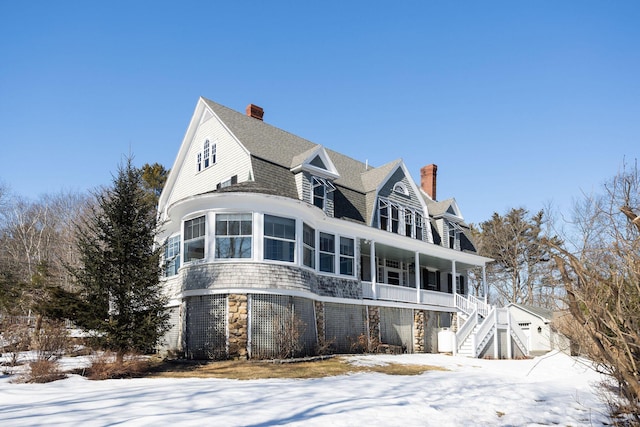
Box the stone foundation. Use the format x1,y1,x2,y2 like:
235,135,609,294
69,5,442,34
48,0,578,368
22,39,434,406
414,310,426,353
228,294,248,359
367,306,380,350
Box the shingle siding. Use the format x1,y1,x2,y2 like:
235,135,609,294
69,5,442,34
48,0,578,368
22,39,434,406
181,263,362,299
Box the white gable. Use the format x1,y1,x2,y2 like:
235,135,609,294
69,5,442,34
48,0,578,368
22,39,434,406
290,145,340,180
159,98,252,217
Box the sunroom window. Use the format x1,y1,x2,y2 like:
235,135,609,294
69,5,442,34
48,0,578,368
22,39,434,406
319,232,335,273
303,223,315,268
184,216,206,262
215,213,252,259
264,215,296,262
164,235,181,277
339,237,354,276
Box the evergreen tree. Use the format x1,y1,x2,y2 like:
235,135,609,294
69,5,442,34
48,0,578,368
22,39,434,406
477,208,562,307
74,158,169,361
140,162,169,207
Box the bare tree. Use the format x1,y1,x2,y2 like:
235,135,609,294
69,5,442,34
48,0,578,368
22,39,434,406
546,161,640,422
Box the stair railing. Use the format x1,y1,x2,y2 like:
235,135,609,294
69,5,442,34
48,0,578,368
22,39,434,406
455,308,478,354
508,312,529,356
473,307,497,356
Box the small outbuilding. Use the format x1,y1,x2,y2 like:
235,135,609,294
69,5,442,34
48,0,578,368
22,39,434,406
508,304,553,356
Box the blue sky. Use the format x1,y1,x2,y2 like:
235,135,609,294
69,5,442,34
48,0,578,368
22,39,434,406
1,1,638,225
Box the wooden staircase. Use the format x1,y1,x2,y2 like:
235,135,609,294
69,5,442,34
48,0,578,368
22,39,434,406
454,295,529,358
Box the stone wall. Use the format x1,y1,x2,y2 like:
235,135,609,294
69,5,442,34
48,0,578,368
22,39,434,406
228,294,248,359
367,306,380,350
414,310,426,353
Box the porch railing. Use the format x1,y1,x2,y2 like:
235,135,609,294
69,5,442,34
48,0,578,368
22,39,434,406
361,282,455,308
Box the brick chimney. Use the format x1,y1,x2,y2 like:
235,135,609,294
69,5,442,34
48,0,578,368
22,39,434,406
420,164,437,200
246,104,264,121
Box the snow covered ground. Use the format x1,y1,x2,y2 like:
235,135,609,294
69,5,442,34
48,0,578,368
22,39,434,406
0,350,609,426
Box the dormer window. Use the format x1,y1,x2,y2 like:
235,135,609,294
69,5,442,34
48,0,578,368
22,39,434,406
447,220,462,250
378,197,424,241
311,176,335,210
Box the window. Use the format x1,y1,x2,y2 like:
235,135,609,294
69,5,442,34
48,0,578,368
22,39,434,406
339,237,354,276
319,232,335,273
303,223,315,268
415,213,423,241
215,213,252,259
203,140,210,168
164,235,181,277
264,215,295,262
184,216,206,262
405,210,413,237
198,140,216,172
456,276,465,294
378,197,425,241
422,269,439,291
448,222,459,249
217,175,238,189
393,182,408,196
311,176,335,210
379,199,389,230
390,204,399,233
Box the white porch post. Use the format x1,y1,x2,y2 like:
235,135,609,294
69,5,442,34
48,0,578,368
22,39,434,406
451,260,457,299
482,265,488,304
415,251,420,303
493,309,499,359
507,310,513,359
371,241,377,300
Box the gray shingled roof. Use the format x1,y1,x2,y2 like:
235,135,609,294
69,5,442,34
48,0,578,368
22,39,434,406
202,98,371,193
512,304,553,321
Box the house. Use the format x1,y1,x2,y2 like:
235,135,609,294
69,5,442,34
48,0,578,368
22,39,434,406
157,97,528,359
508,304,555,356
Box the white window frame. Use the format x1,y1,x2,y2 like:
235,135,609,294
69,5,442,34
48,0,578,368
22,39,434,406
311,176,336,210
302,223,315,269
339,236,354,276
164,234,181,277
319,232,335,273
203,140,210,169
263,214,296,263
215,213,252,259
183,215,206,262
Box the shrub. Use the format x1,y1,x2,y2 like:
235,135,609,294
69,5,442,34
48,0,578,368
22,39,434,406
86,352,152,380
27,359,66,383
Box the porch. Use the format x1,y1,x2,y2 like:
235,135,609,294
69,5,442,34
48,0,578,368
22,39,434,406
358,238,488,310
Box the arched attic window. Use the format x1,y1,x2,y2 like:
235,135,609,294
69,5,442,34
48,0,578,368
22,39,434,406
393,182,409,196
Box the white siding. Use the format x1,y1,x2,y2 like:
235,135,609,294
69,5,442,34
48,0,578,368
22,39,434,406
168,112,252,206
